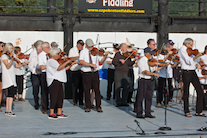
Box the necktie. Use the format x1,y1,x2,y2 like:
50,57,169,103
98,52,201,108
89,52,94,72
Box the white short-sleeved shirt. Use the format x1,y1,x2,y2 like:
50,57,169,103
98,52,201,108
79,47,103,72
1,54,17,89
200,54,207,70
0,57,2,73
196,69,207,85
68,46,81,71
158,54,173,78
38,51,47,72
138,56,151,79
106,51,115,69
46,59,67,86
14,55,26,76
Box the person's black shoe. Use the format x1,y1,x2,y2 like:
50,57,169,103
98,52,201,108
145,115,156,118
106,97,110,100
34,105,39,110
136,115,145,119
116,103,121,107
121,103,129,106
101,95,103,99
79,102,84,105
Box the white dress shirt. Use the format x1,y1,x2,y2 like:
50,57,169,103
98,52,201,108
140,49,144,57
46,59,67,86
158,54,173,78
14,55,26,76
68,46,81,71
38,51,47,72
138,56,151,79
29,49,37,62
178,46,197,70
106,51,115,69
196,69,207,85
200,54,207,70
28,50,41,75
1,54,17,89
79,47,103,72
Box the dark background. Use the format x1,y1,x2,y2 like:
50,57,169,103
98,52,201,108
79,0,152,15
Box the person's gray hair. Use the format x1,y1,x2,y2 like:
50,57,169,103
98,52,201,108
33,40,43,49
49,47,60,57
120,43,126,48
2,43,13,54
183,38,193,45
163,43,170,50
35,44,42,51
41,42,50,49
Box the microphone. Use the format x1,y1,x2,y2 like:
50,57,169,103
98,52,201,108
134,120,145,135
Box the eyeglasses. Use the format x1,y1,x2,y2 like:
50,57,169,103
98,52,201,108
0,45,4,47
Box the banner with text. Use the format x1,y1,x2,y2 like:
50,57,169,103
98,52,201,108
79,0,152,15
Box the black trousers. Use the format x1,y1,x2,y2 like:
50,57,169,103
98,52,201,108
157,77,172,104
49,80,64,109
127,68,134,102
136,79,153,116
183,70,203,113
31,74,41,108
107,68,115,99
15,75,23,95
82,71,101,109
40,72,49,110
71,70,83,104
5,86,15,98
114,71,130,104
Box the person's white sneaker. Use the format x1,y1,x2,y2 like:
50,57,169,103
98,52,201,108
5,112,16,117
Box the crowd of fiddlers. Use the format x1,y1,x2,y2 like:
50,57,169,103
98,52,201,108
0,37,207,120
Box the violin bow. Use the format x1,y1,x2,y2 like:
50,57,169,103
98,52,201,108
124,50,136,62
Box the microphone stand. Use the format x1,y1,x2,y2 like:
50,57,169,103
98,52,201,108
134,120,145,135
159,54,172,131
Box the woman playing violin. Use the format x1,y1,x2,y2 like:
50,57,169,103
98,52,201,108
1,43,24,117
13,46,29,102
46,48,71,119
195,63,207,91
178,38,205,117
0,42,4,111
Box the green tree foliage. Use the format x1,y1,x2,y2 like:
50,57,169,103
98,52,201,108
152,0,200,16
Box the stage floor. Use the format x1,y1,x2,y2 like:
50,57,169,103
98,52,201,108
1,97,207,138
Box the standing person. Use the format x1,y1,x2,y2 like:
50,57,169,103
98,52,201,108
13,46,29,101
28,43,42,110
79,38,108,112
51,42,59,48
47,48,71,119
178,38,206,117
106,43,120,100
38,42,50,114
69,40,84,106
136,47,159,118
112,43,138,107
0,42,4,111
200,45,207,70
1,43,23,117
126,41,136,103
140,39,156,57
156,44,179,108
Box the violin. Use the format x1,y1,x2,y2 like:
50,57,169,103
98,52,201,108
172,55,180,62
91,48,112,56
123,49,139,59
148,58,165,67
199,61,207,67
186,48,200,56
18,53,30,60
5,51,22,64
153,48,160,56
202,69,207,75
57,58,72,65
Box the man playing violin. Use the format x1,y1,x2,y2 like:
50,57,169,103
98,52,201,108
37,42,51,114
79,38,109,113
69,40,84,106
106,43,120,100
178,38,206,117
140,39,156,57
112,43,138,107
126,41,136,103
156,43,179,108
136,47,159,118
